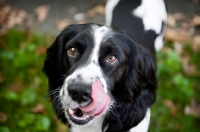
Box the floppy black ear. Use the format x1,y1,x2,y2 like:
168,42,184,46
126,45,157,104
44,24,81,82
103,41,157,131
43,24,91,123
43,24,76,124
43,24,94,86
111,34,157,104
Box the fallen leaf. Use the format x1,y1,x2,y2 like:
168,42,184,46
69,7,78,15
181,21,191,30
34,5,50,23
74,13,86,22
181,55,196,76
184,99,200,118
36,46,47,55
173,13,188,22
31,103,46,114
0,3,29,33
0,5,11,27
87,4,105,18
0,1,46,32
166,28,193,43
192,35,200,51
76,20,86,24
193,15,200,26
167,14,176,27
56,18,72,31
7,9,27,28
87,9,97,18
8,81,24,91
175,42,197,76
174,42,183,55
165,28,178,41
163,99,178,115
0,71,4,83
93,4,105,15
0,111,7,123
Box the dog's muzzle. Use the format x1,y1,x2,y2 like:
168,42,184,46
63,81,110,125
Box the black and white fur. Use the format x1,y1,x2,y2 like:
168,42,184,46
44,24,156,132
106,0,167,61
43,0,166,132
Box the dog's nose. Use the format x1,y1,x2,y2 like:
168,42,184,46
68,83,92,103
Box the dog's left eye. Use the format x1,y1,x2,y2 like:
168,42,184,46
68,47,77,56
107,55,117,64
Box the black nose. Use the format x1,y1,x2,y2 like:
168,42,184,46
68,83,92,103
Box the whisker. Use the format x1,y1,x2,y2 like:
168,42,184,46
51,95,60,104
106,101,119,118
56,75,67,82
43,86,62,98
48,88,61,95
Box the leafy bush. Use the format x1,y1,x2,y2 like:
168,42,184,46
0,29,63,132
149,43,200,132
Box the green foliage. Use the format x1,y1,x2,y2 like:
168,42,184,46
149,43,200,132
0,29,57,132
0,29,199,132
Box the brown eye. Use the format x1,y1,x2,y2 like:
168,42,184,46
107,55,117,64
68,47,77,56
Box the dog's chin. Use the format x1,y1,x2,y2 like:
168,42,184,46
66,108,94,125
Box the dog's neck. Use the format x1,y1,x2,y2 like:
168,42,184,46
70,115,105,132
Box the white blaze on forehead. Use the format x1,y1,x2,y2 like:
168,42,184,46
91,25,110,61
88,25,110,92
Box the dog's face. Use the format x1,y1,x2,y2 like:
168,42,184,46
43,24,156,131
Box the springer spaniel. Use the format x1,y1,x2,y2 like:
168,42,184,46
44,24,156,132
43,0,167,132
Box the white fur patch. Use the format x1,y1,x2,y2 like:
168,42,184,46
105,0,120,26
133,0,167,50
133,0,167,34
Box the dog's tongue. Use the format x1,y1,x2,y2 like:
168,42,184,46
80,81,110,116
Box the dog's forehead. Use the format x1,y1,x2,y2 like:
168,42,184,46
90,25,111,61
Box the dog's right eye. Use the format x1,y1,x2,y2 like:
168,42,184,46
68,47,77,57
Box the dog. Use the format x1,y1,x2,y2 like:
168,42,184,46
43,24,156,132
43,0,166,132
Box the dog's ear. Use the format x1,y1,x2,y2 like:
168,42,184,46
125,44,157,104
43,24,90,124
112,35,157,104
104,42,157,131
43,24,89,85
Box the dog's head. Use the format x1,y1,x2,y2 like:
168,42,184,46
43,23,157,131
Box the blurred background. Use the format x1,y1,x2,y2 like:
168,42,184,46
0,0,200,132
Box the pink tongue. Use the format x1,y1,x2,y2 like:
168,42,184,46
80,81,110,116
